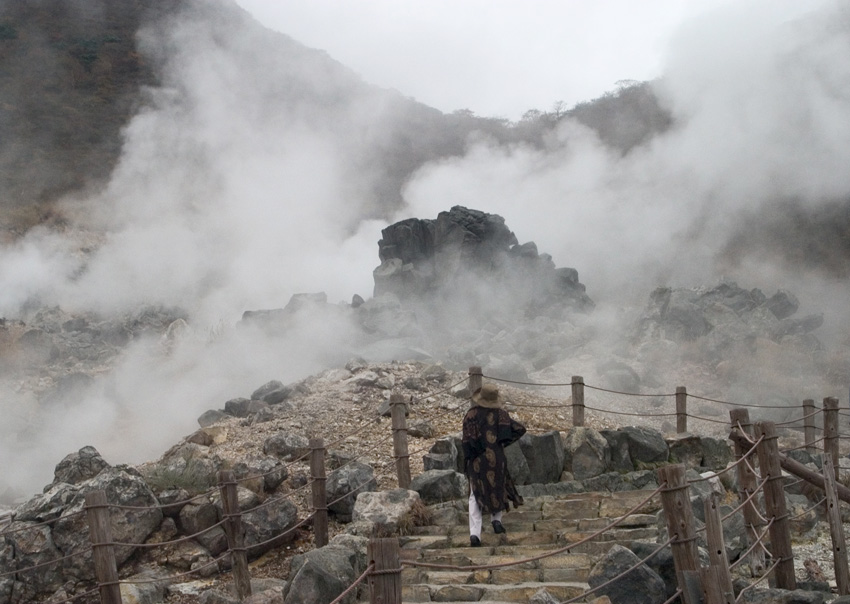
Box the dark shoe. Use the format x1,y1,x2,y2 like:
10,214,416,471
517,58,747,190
492,520,506,534
470,535,482,547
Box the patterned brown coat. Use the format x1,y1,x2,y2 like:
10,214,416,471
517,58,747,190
462,404,526,514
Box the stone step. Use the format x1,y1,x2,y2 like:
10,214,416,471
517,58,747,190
402,581,588,602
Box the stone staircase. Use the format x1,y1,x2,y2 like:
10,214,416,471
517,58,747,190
393,490,663,603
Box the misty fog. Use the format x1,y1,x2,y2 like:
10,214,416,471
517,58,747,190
1,0,849,501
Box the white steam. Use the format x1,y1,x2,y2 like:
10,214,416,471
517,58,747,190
2,0,850,500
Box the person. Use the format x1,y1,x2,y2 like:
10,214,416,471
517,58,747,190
462,383,526,547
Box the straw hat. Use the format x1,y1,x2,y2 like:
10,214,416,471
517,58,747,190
471,384,502,409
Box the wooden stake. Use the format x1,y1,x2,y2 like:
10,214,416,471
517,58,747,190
468,366,482,395
310,439,328,548
218,470,252,600
676,387,687,434
85,490,123,604
753,421,796,590
703,492,735,603
368,537,402,604
802,399,816,454
390,394,411,489
571,376,585,428
656,464,701,604
823,456,850,595
824,397,840,474
729,408,766,576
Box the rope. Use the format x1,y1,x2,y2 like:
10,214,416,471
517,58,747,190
328,562,375,604
688,393,796,409
110,517,228,548
721,474,770,522
685,413,742,425
583,384,677,398
729,517,775,571
734,557,781,602
0,546,93,579
409,375,470,403
780,436,826,453
0,509,87,537
31,585,101,604
483,374,576,387
405,485,665,572
118,550,232,584
583,404,677,418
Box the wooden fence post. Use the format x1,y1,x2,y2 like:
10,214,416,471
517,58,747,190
309,438,329,548
390,393,411,489
703,491,735,604
468,366,482,394
368,537,402,604
571,376,585,428
676,387,687,434
753,421,796,591
656,465,701,604
728,408,765,576
824,397,840,474
823,456,850,595
218,470,252,600
84,490,123,604
802,399,816,454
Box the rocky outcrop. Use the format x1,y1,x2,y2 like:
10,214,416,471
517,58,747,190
634,282,823,356
374,206,594,315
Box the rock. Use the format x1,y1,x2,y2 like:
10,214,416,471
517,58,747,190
251,381,293,405
408,421,435,438
505,441,531,485
587,544,666,604
410,470,468,504
49,467,163,584
519,431,565,484
50,446,110,487
600,429,633,473
224,398,252,417
621,426,668,465
284,544,361,604
737,588,825,603
198,409,227,427
564,427,609,480
327,462,378,522
766,290,800,320
178,497,218,536
263,433,310,462
352,489,421,534
243,498,299,557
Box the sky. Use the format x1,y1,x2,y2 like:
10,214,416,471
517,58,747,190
234,0,733,120
2,0,849,501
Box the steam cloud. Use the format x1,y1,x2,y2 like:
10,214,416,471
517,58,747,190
1,0,849,500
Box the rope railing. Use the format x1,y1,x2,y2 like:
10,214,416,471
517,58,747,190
409,375,470,403
728,517,775,571
0,545,94,579
735,557,782,602
0,508,87,537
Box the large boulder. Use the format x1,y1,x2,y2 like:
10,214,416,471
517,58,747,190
587,544,666,604
284,544,362,604
564,427,609,480
518,431,565,485
352,489,421,535
621,426,668,466
263,433,310,462
243,498,299,558
327,463,378,522
410,470,468,504
50,446,110,487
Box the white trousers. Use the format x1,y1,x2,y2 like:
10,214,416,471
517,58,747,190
468,491,503,538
